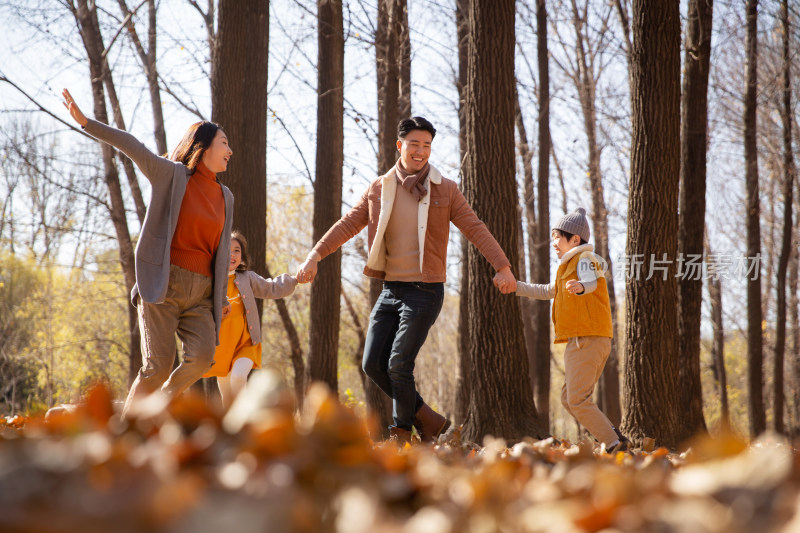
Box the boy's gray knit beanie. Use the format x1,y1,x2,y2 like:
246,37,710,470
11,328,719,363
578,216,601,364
553,208,590,242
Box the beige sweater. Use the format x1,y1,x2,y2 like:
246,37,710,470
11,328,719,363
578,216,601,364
383,179,422,281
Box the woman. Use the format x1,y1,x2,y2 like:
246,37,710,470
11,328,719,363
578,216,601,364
62,88,234,417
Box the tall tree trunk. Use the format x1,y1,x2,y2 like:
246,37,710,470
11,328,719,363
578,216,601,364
568,0,621,427
773,0,794,435
743,0,765,438
707,238,729,428
462,0,546,443
212,0,269,295
622,0,682,449
454,0,471,427
532,0,552,433
676,0,713,442
73,0,140,385
307,0,344,393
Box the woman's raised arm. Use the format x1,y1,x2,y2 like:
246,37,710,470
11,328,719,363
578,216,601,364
61,88,173,182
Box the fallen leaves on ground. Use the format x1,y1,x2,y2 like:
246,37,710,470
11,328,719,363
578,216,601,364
0,373,798,533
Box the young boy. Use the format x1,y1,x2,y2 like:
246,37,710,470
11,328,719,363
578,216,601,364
512,208,629,453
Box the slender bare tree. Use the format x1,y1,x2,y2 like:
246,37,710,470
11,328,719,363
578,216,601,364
676,0,714,441
743,0,765,438
368,0,408,435
532,0,552,432
554,0,622,426
71,0,140,383
706,235,729,428
514,83,540,420
307,0,345,393
265,265,305,405
773,0,794,434
455,0,471,426
116,0,168,156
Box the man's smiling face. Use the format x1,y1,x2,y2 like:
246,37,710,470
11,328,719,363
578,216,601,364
396,129,432,173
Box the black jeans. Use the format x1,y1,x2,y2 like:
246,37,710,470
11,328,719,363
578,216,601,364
361,281,445,430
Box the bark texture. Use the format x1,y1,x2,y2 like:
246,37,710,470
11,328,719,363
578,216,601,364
743,0,765,437
307,0,345,393
676,0,713,441
621,0,683,449
462,0,546,442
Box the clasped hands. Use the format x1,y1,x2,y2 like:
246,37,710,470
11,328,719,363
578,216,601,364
492,266,516,294
296,258,318,284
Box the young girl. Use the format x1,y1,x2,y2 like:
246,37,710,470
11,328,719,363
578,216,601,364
62,88,234,417
205,231,297,407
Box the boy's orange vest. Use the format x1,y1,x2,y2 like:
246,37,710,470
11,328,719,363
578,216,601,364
552,252,613,343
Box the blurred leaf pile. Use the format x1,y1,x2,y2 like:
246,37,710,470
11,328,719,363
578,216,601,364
0,371,798,533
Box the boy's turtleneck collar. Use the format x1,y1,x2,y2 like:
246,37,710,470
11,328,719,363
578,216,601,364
560,243,594,264
194,161,217,182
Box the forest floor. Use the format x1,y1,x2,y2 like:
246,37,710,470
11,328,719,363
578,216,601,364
0,372,798,533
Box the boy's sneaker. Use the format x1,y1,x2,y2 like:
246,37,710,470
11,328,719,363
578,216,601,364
608,426,631,453
607,439,629,454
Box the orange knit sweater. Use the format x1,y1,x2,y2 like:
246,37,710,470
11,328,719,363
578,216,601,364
170,161,225,277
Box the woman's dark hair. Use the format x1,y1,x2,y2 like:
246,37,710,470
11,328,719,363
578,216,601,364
552,228,588,246
170,121,221,170
397,117,436,140
231,230,250,272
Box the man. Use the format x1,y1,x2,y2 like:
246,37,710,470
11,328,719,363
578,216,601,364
297,117,515,443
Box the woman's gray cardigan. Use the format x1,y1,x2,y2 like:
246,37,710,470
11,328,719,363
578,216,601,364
83,119,234,343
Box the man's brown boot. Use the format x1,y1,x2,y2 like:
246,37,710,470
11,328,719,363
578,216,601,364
389,426,412,445
414,403,451,443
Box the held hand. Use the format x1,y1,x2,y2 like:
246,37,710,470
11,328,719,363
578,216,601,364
61,88,88,127
493,266,517,294
565,279,585,294
296,258,318,284
221,304,232,319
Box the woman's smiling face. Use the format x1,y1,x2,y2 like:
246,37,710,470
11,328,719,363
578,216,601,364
201,129,232,173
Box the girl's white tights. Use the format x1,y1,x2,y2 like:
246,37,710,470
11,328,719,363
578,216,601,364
217,358,254,408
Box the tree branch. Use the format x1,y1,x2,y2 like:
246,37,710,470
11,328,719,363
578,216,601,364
0,74,94,140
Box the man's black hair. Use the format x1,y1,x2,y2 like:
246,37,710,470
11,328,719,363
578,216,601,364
397,117,436,140
552,228,588,246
